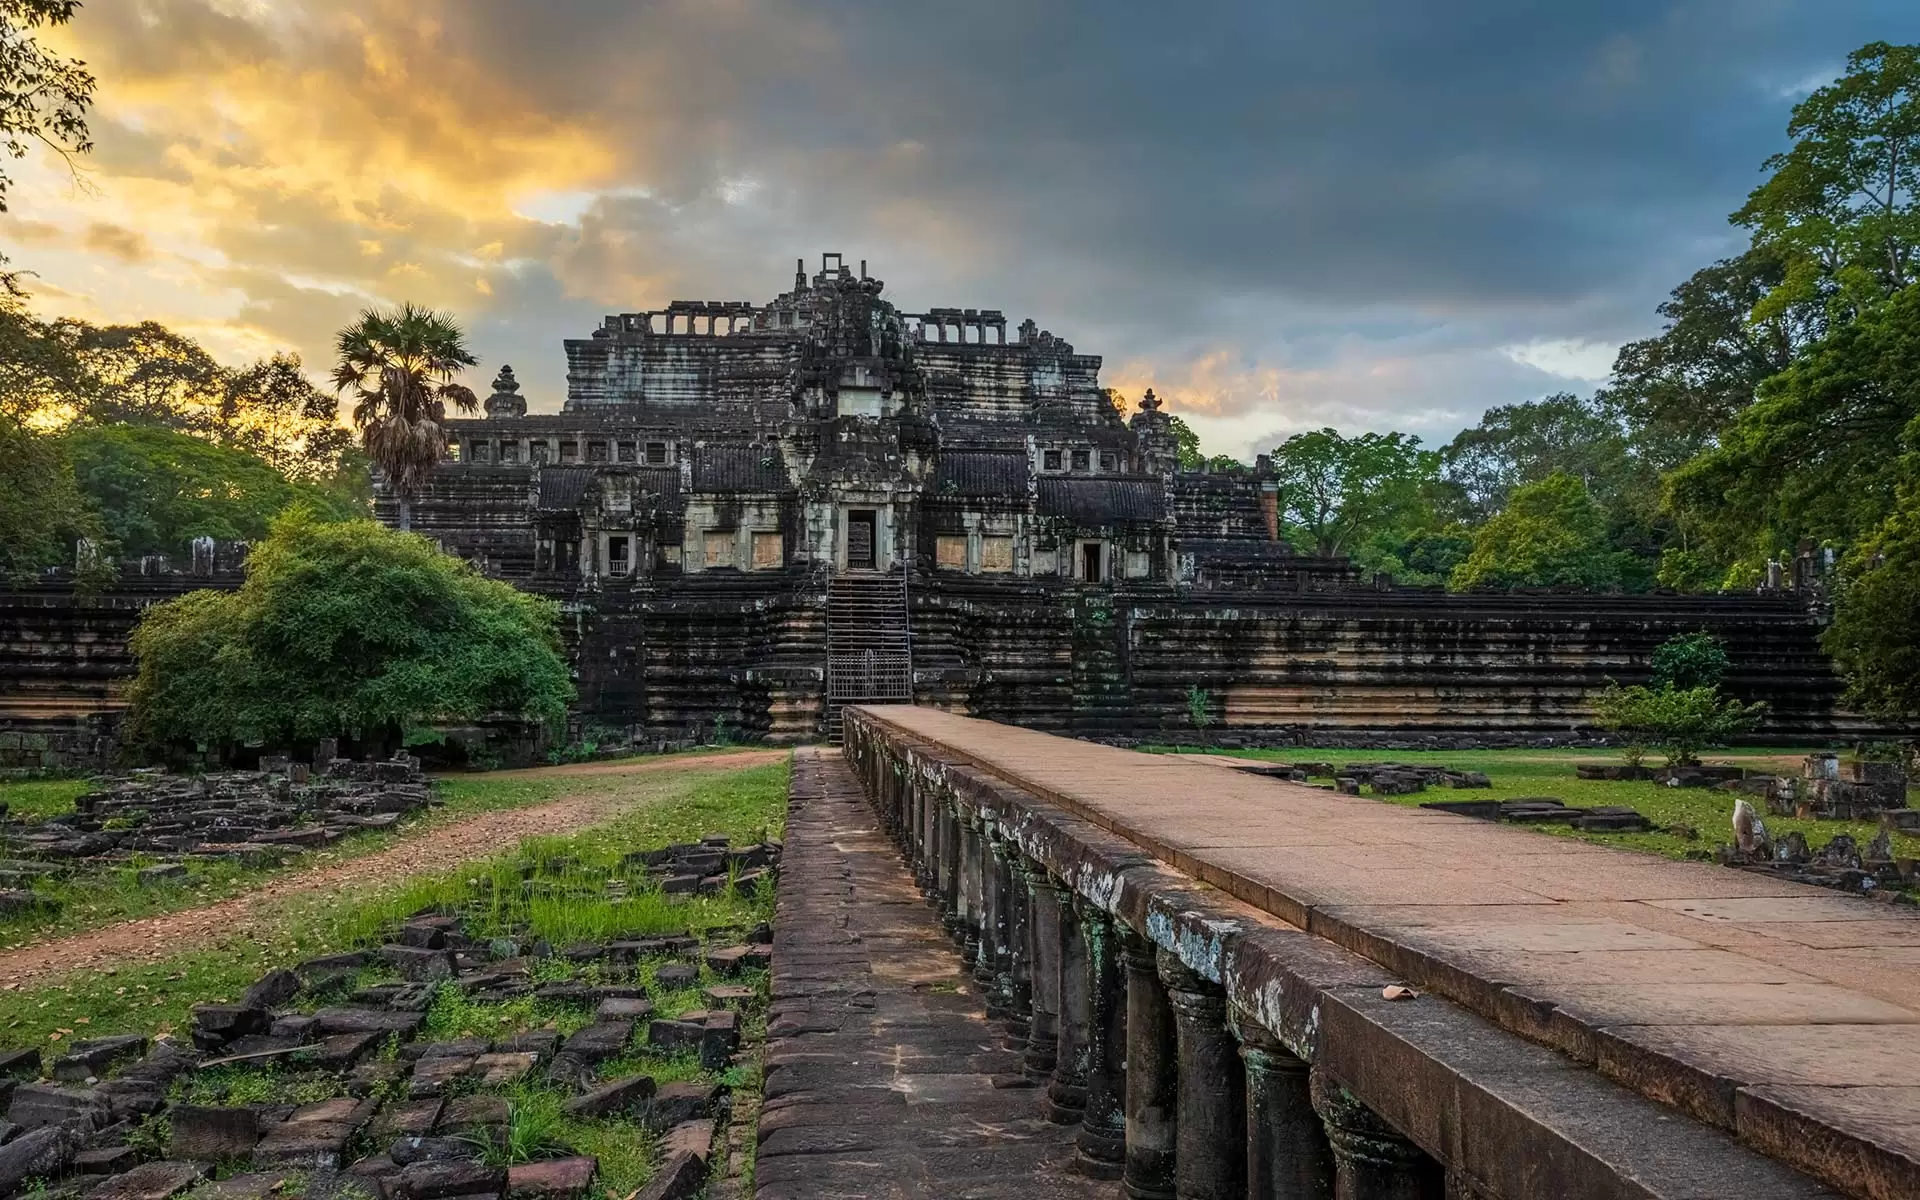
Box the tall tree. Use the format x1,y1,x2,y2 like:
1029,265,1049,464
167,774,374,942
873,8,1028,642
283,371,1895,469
1734,41,1920,318
1449,473,1631,591
0,411,91,582
1268,428,1437,558
1439,392,1645,521
1607,247,1818,469
331,304,479,531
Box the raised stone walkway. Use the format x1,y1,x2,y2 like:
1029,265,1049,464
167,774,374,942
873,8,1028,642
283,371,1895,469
854,707,1918,1200
756,747,1113,1198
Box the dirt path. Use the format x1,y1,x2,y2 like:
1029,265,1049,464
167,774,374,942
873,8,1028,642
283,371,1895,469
0,749,788,989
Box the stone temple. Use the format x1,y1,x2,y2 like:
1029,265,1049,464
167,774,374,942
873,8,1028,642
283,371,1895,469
0,254,1881,767
384,253,1865,748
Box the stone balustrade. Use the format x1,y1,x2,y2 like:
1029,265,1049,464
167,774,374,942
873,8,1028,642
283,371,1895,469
839,707,1853,1200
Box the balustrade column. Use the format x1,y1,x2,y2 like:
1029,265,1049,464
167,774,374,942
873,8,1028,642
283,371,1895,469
986,834,1017,1017
1232,1008,1332,1199
1023,873,1065,1081
958,811,982,963
1046,880,1091,1123
976,829,1005,1008
1310,1069,1444,1200
939,801,963,938
1120,929,1176,1200
1073,900,1126,1178
1004,857,1036,1047
1159,950,1245,1200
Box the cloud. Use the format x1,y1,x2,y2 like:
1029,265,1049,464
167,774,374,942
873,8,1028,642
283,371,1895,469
6,0,1910,455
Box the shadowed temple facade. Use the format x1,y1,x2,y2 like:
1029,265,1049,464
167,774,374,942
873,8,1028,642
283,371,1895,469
387,254,1867,746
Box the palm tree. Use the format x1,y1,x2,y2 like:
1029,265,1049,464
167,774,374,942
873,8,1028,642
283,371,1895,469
330,304,479,531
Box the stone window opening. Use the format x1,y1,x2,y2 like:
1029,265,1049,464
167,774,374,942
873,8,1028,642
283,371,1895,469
1100,451,1116,473
587,441,608,463
608,534,632,576
1072,448,1090,472
617,441,636,463
531,443,550,465
560,441,579,464
646,441,670,465
1043,449,1062,472
501,443,521,464
1079,541,1105,583
445,441,462,462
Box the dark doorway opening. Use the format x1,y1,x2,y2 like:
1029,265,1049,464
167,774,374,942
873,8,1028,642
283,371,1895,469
847,509,877,570
1081,542,1103,583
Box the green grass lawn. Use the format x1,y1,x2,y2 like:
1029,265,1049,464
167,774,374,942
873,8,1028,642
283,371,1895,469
0,761,790,1051
0,749,767,945
1149,745,1920,864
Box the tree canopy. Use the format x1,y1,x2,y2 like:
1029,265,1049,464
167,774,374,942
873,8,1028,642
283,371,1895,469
125,511,574,755
1449,473,1630,591
1268,428,1437,558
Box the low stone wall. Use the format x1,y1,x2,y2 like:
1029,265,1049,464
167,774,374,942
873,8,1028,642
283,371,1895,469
839,708,1848,1199
0,717,118,778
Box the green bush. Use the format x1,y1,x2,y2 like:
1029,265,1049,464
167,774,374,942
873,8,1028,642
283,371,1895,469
125,509,573,755
1650,632,1729,691
1590,683,1766,767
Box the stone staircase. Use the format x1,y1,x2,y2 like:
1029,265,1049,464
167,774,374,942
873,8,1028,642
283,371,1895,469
825,571,912,743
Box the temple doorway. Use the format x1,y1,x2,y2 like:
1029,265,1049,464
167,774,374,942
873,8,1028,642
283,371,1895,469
846,509,877,570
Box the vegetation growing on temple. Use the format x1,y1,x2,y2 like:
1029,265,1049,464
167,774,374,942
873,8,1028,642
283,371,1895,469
125,511,573,757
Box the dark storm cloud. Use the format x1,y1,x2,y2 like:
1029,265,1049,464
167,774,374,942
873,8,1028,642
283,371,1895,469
45,0,1920,456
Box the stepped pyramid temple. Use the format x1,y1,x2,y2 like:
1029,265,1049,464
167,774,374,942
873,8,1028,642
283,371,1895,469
0,254,1881,766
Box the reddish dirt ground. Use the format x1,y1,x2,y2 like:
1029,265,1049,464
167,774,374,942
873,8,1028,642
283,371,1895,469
0,749,787,988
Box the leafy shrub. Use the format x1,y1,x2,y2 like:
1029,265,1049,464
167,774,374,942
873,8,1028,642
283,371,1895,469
1650,632,1729,691
126,509,572,756
1591,683,1765,766
1185,685,1214,731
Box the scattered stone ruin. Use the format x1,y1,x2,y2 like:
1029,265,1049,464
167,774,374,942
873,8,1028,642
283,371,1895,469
0,254,1900,754
0,837,780,1200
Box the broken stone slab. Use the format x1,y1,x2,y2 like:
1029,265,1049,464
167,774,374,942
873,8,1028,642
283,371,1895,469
0,1125,81,1193
701,986,754,1009
189,1174,290,1200
652,965,697,989
390,1136,480,1166
593,997,654,1023
438,1095,508,1131
633,1150,705,1200
72,1144,139,1174
470,1052,538,1089
52,1033,149,1082
646,1081,719,1130
505,1156,597,1200
408,1039,489,1062
241,969,302,1011
0,1048,39,1080
168,1105,260,1162
372,1098,445,1142
6,1081,110,1130
647,1018,704,1052
562,1075,655,1119
136,864,188,888
311,1007,425,1038
252,1119,354,1170
387,1158,506,1200
191,1004,270,1046
380,945,456,982
86,1160,207,1200
495,1030,559,1062
699,1011,739,1071
558,1022,631,1064
407,1055,477,1099
703,946,750,977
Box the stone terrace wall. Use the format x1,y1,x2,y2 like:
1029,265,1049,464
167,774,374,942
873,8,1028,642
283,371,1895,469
0,571,1890,754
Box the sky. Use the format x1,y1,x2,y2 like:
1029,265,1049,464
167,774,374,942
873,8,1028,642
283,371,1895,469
3,0,1914,461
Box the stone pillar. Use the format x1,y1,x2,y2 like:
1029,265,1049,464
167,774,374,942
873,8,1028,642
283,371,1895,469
957,810,981,960
1046,880,1090,1122
1074,900,1126,1178
1121,929,1176,1200
974,825,1002,1003
1159,950,1245,1200
986,834,1016,1017
939,801,963,937
1310,1069,1444,1200
1024,873,1065,1081
1004,857,1037,1046
1232,1008,1332,1199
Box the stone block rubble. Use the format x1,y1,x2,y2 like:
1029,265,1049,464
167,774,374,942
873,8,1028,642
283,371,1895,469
0,836,780,1200
0,752,437,913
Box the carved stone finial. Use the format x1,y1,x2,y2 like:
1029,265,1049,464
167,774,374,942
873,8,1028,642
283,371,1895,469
485,365,527,419
1140,388,1162,412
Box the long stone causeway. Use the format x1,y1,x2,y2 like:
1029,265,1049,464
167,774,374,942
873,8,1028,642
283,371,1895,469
760,707,1920,1199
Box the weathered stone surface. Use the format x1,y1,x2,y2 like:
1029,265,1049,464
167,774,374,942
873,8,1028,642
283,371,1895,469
592,998,652,1023
168,1105,259,1161
312,1007,424,1038
563,1075,655,1119
505,1156,596,1200
388,1159,506,1200
471,1052,538,1088
85,1160,206,1200
438,1095,508,1131
372,1098,444,1141
72,1144,139,1174
241,969,301,1011
0,1125,80,1192
645,1019,703,1053
51,1034,148,1082
381,945,456,982
390,1136,478,1166
6,1081,109,1130
558,1023,630,1064
407,1055,476,1099
0,1048,39,1080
